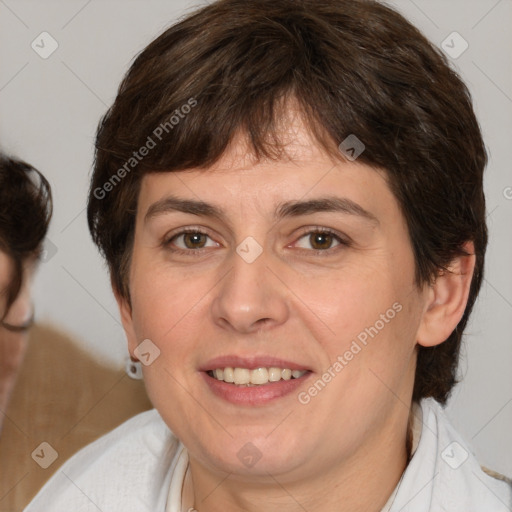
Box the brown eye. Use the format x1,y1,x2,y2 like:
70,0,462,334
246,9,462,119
182,232,208,249
165,229,217,252
295,229,344,252
309,232,335,250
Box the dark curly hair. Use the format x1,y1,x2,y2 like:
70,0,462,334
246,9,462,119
0,154,52,321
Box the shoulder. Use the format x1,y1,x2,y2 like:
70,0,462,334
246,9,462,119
481,466,512,486
421,398,512,511
24,409,180,512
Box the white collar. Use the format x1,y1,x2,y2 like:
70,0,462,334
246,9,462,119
165,443,189,512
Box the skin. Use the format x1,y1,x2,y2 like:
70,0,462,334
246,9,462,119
118,117,475,512
0,252,33,433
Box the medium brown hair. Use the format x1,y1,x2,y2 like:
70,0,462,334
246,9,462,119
0,154,52,319
88,0,487,404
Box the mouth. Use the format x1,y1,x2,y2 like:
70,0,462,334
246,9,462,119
200,357,312,405
207,367,309,386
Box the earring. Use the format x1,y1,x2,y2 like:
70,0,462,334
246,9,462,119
125,356,143,380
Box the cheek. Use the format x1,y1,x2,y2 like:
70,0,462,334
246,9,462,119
301,261,419,390
130,262,200,334
128,262,215,376
299,267,401,346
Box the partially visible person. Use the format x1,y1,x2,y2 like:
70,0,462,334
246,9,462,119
0,154,51,430
0,154,152,510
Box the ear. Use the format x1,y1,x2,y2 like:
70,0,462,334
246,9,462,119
113,286,139,358
416,242,476,348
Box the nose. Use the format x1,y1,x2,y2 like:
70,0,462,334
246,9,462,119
210,245,289,334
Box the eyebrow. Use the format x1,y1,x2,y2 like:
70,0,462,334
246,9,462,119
144,195,379,225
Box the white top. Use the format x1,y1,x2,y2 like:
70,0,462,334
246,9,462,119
24,398,512,512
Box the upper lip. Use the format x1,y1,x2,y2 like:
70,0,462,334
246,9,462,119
200,355,311,372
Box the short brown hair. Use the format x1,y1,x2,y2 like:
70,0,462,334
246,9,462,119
0,154,52,319
88,0,487,404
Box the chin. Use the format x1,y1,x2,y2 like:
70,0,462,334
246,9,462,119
191,430,307,478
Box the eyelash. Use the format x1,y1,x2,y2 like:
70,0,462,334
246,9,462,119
163,226,350,257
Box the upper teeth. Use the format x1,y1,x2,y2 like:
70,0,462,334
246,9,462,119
210,367,307,386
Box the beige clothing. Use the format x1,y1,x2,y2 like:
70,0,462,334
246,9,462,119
0,324,152,511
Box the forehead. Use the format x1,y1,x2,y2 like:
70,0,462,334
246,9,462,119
137,120,394,220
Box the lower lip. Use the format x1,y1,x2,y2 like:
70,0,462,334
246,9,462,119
201,372,311,406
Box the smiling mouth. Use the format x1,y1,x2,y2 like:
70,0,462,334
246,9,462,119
207,367,309,386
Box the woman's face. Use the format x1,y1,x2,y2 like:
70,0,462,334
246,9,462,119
0,251,32,429
119,123,430,482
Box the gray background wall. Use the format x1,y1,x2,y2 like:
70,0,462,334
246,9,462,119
1,0,510,475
